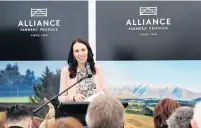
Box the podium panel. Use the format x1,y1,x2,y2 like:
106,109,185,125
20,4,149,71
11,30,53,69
57,101,128,126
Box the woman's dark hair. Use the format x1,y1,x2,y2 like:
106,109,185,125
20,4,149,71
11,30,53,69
153,98,180,128
68,38,96,79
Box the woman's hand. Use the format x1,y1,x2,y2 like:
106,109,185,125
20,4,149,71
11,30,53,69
73,94,86,102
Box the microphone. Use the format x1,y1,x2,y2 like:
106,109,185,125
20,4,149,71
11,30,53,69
85,62,93,78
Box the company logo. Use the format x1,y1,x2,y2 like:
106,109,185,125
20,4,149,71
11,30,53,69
18,8,60,37
126,6,171,36
140,7,157,16
31,8,47,17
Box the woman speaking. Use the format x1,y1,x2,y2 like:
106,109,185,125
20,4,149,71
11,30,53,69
59,38,107,102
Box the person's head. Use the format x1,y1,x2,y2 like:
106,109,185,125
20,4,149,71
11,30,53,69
68,38,96,78
48,117,83,128
191,102,201,128
86,95,125,128
39,118,55,128
153,98,180,128
5,105,33,128
167,106,193,128
33,116,44,128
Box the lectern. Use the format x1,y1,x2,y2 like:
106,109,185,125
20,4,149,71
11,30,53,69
57,101,128,126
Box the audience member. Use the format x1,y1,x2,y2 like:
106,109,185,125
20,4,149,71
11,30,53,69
4,105,33,128
167,106,193,128
191,102,201,128
48,117,83,128
86,95,125,128
153,98,180,128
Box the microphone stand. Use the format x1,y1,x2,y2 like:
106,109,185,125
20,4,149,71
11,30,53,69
33,75,90,118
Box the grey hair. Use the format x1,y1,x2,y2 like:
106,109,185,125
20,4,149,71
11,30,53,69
167,106,194,128
86,95,125,128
